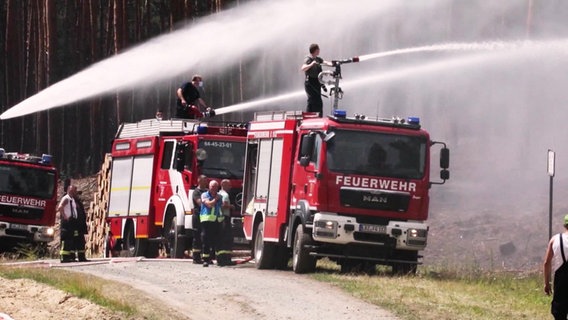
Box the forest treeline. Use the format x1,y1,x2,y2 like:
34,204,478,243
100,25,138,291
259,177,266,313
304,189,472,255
0,0,239,177
1,1,566,177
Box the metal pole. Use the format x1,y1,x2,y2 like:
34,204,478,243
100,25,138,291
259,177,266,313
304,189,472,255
548,149,556,240
550,175,553,240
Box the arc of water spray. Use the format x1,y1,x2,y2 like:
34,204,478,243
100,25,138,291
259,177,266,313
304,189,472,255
216,39,568,115
0,0,396,120
357,40,567,62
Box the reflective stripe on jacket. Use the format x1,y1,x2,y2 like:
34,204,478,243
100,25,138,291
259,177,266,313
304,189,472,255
200,191,223,222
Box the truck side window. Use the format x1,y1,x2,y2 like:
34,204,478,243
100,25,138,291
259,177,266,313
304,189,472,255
312,134,321,167
184,143,193,171
161,141,174,169
298,133,321,165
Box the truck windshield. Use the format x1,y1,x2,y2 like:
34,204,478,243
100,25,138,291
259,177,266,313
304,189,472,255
198,140,245,179
326,129,427,179
0,165,56,199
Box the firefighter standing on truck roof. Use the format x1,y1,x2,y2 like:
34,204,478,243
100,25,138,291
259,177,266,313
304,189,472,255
191,175,208,263
200,180,223,267
301,43,332,116
58,185,87,263
544,214,568,320
176,74,215,119
217,179,236,266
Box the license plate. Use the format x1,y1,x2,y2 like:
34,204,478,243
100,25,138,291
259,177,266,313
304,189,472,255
359,224,386,234
10,223,27,230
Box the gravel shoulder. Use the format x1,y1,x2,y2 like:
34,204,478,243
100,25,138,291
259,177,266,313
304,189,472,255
64,257,397,320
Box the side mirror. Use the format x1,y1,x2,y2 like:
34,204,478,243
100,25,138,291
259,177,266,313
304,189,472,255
440,169,450,181
430,142,450,186
440,147,450,169
299,133,315,167
175,144,186,172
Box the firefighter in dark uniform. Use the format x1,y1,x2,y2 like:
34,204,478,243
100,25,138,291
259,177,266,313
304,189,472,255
58,185,86,262
73,190,89,262
217,179,236,266
301,43,333,116
175,74,215,119
200,180,223,267
191,175,208,263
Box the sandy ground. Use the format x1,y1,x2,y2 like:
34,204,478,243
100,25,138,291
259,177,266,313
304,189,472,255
0,277,124,320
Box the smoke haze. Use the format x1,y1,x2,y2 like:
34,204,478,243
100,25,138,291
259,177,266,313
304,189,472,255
5,0,568,268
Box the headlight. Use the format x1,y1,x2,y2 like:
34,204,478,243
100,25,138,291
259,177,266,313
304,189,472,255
315,220,338,230
408,228,427,238
314,220,338,238
40,227,55,236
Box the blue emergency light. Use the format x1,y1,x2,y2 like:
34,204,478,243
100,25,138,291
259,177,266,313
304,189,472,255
333,110,347,118
41,154,52,165
407,117,420,125
196,125,208,134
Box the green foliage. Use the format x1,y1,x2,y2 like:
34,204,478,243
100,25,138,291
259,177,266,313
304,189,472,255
0,266,135,315
313,261,551,320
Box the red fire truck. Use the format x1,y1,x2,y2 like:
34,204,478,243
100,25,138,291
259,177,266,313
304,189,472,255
242,110,449,274
106,118,247,258
0,149,58,250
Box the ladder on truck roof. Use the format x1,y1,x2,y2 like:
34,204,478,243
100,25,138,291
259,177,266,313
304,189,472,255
254,110,320,121
115,118,202,139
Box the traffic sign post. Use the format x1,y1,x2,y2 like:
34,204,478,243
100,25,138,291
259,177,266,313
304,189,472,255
548,149,555,240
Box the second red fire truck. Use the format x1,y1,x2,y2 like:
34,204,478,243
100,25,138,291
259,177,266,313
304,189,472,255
0,149,58,252
242,110,449,274
106,118,247,258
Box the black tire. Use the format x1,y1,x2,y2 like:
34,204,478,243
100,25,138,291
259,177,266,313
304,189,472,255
123,222,148,257
253,222,275,269
292,224,316,274
164,214,184,258
392,251,418,275
145,241,159,258
273,245,290,270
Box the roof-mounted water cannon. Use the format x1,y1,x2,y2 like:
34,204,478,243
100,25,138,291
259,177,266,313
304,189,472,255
318,56,360,111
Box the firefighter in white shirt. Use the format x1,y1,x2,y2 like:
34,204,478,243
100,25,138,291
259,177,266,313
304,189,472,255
544,214,568,319
58,185,79,263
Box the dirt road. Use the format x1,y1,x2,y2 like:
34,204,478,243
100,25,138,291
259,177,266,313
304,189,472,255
63,257,397,320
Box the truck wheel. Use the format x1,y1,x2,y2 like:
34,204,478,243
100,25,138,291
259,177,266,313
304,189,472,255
254,222,275,269
392,251,418,275
123,222,147,257
274,245,290,270
165,215,184,258
292,225,316,274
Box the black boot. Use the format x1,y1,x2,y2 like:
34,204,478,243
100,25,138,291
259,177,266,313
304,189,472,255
192,251,203,264
217,254,236,267
78,252,89,262
60,254,74,263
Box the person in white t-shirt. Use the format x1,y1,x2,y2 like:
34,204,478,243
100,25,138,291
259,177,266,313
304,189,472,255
544,214,568,319
58,185,78,263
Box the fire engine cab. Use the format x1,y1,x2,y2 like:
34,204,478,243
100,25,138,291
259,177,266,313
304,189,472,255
106,118,247,258
0,149,58,249
242,110,449,274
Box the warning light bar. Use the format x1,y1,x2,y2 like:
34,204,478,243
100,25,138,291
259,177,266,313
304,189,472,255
0,148,53,165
